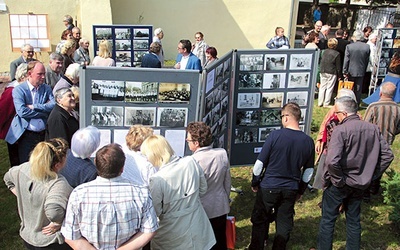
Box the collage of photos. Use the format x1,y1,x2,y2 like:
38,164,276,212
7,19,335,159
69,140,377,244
376,28,399,77
233,51,316,146
93,26,152,67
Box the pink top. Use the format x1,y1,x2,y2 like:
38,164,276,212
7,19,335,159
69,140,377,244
92,56,116,67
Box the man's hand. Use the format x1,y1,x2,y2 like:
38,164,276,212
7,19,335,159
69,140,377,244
251,186,259,192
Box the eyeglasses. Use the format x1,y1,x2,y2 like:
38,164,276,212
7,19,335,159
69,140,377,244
25,51,34,53
186,138,196,142
177,47,184,50
280,114,289,119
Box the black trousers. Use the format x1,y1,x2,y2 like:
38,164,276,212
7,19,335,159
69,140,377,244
210,214,227,250
23,241,72,250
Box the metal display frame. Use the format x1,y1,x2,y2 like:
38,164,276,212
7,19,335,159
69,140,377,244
229,49,319,166
80,66,202,157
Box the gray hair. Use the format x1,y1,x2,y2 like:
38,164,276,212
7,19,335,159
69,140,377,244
65,63,80,80
352,30,363,41
15,63,28,82
337,88,357,101
381,82,396,98
54,87,72,104
79,38,89,46
154,28,163,36
335,96,358,115
21,44,33,51
63,14,73,24
71,126,101,159
49,52,64,62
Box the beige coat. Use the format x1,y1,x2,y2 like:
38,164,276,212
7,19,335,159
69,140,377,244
149,155,216,250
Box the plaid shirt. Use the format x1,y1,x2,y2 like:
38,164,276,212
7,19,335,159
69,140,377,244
266,35,290,49
61,176,158,249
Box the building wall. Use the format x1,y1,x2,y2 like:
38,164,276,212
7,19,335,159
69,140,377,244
110,0,294,61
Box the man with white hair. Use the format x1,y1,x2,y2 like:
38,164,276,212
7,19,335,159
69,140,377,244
318,25,330,50
343,30,370,104
153,27,164,66
10,44,37,81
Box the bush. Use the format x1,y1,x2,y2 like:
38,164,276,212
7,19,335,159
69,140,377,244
382,169,400,230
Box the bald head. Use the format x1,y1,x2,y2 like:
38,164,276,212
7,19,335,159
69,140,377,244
380,82,396,99
315,21,323,32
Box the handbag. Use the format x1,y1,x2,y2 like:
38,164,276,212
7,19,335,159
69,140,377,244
226,216,236,249
338,78,354,91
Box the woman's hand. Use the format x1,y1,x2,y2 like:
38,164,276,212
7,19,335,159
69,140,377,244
42,222,61,236
315,140,324,154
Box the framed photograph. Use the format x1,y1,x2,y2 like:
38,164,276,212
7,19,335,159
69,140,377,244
236,110,260,126
221,95,229,115
157,108,188,127
234,128,258,144
300,108,307,123
124,107,156,126
378,67,387,76
91,106,123,126
133,40,149,50
299,125,305,132
212,85,223,104
215,64,224,83
289,54,312,70
217,134,225,148
211,103,221,125
264,54,286,70
218,114,227,133
115,28,131,40
261,92,284,108
260,109,281,126
125,81,157,103
379,57,391,68
238,73,263,89
95,28,112,40
220,78,229,97
259,126,280,142
133,28,150,39
203,111,212,127
115,40,131,51
286,91,309,106
116,62,131,67
382,39,393,48
223,59,231,78
158,83,190,103
116,51,131,62
134,51,146,62
239,54,264,71
91,80,125,101
288,72,310,88
263,73,286,89
205,91,214,115
381,49,391,58
382,29,394,39
237,93,261,109
206,69,215,94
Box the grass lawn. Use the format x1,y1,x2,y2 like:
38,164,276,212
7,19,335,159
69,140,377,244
1,101,399,249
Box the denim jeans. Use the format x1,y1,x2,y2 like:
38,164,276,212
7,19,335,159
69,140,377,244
318,184,364,250
249,188,297,250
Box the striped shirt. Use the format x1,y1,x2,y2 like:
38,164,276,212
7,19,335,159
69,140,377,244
364,97,400,145
61,176,158,249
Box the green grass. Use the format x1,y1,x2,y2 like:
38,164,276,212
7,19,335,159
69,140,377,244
1,101,400,249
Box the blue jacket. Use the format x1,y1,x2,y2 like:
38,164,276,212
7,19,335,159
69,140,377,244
141,52,161,68
176,53,202,71
5,81,55,144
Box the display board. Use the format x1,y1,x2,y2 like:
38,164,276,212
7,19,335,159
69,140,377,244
369,28,399,94
201,51,234,150
80,66,201,157
230,49,319,166
92,25,153,67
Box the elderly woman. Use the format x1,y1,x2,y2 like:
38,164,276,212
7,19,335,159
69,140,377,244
60,39,77,73
186,122,231,250
152,28,164,66
3,138,72,249
53,63,80,95
56,29,73,53
141,135,216,249
192,31,209,67
121,125,157,187
92,40,115,66
204,47,218,67
0,63,28,166
318,38,342,107
73,38,91,65
45,88,79,147
59,126,100,188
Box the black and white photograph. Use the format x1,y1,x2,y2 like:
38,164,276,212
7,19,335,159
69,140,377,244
116,51,131,62
218,114,227,133
223,59,231,78
134,51,146,62
300,108,307,123
220,78,229,97
237,93,261,109
288,72,310,88
234,128,258,144
91,80,125,101
125,81,157,103
299,125,305,132
382,29,394,39
211,123,220,142
211,103,221,125
382,39,393,48
204,91,214,115
206,69,215,94
378,67,387,76
263,73,286,89
264,54,286,70
212,84,223,104
215,64,224,83
289,54,312,70
261,92,283,108
91,106,123,127
157,108,188,127
203,111,212,127
158,83,190,103
217,134,225,149
236,110,260,126
95,28,112,40
124,107,155,126
239,54,264,71
381,49,391,58
379,57,391,68
116,62,131,67
133,40,149,50
133,28,150,39
238,73,263,89
115,40,131,51
221,95,229,115
259,126,280,142
115,28,131,39
287,91,308,106
259,109,281,126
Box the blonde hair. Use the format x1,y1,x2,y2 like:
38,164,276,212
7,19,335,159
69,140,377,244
140,135,174,167
125,125,154,152
70,85,79,103
61,39,76,55
30,138,69,182
98,40,112,58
